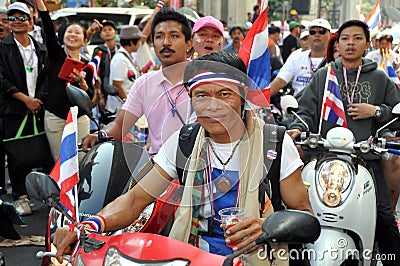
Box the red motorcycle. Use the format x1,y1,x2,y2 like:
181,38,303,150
26,172,321,266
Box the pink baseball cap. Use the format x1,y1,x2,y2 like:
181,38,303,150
193,16,224,35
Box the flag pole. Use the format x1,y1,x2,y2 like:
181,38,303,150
318,64,331,134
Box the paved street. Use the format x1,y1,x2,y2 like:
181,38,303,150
0,172,49,266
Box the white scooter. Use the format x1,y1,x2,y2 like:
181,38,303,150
281,95,400,265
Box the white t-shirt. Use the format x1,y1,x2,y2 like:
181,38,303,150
154,130,302,182
365,49,400,69
153,129,303,255
277,50,324,96
109,46,140,95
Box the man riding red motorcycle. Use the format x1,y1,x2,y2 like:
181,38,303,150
53,52,313,265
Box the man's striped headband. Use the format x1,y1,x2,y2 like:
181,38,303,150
186,71,247,93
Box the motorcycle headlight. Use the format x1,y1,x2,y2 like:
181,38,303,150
316,160,353,207
104,247,190,266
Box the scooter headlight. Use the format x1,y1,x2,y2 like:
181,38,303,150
103,247,190,265
316,160,353,207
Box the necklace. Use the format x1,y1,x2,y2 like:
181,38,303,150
161,81,186,124
207,137,242,193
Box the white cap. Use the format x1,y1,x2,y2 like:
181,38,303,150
309,18,332,31
300,30,309,39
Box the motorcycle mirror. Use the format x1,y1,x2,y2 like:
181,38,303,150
223,210,321,266
280,95,309,132
103,84,119,97
259,210,321,244
392,103,400,116
26,172,60,204
66,84,102,135
26,172,77,224
66,84,93,118
280,95,298,114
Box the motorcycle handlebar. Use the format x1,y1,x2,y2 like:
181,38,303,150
387,148,400,156
386,141,400,150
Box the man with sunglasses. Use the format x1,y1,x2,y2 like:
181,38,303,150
0,2,50,215
269,18,331,98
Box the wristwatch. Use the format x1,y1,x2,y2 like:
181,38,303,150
374,106,382,119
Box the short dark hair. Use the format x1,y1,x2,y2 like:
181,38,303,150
379,34,393,43
120,38,140,47
337,20,370,43
253,5,259,12
268,26,280,35
229,26,244,36
151,8,192,42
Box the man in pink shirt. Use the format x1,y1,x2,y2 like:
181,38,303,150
82,8,193,155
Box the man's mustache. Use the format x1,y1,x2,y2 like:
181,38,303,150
159,47,175,54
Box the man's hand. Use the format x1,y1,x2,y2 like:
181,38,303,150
53,227,78,263
223,217,263,252
286,128,301,140
347,103,375,120
25,97,43,114
81,133,98,152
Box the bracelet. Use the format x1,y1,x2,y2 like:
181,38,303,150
81,215,107,233
156,0,164,8
99,129,109,137
87,27,95,34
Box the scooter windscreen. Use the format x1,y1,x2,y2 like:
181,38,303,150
78,141,150,221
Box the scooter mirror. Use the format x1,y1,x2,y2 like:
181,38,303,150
261,210,320,244
280,95,298,115
26,172,60,204
392,103,400,116
66,84,94,118
103,84,119,97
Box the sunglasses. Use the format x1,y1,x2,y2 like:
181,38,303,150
8,16,30,22
309,29,327,35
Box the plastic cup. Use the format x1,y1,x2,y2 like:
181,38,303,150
218,207,245,247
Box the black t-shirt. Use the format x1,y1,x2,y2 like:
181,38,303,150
282,35,300,62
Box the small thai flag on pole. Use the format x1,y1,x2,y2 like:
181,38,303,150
238,0,270,109
319,65,348,133
49,107,80,222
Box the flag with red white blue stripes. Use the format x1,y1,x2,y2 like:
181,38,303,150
84,51,102,86
321,65,348,129
238,0,270,108
360,0,381,31
49,107,79,221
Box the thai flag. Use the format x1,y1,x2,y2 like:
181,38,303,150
238,0,270,108
387,64,400,88
320,65,348,129
365,0,381,31
49,107,79,221
84,51,102,86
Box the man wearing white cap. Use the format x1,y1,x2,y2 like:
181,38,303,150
191,16,224,58
0,2,50,215
270,18,332,97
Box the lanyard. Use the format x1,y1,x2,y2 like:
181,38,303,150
205,145,240,221
19,39,35,72
343,66,362,104
105,44,118,61
161,81,186,124
64,46,81,61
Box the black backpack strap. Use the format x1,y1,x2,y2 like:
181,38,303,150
176,123,201,185
260,124,286,214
